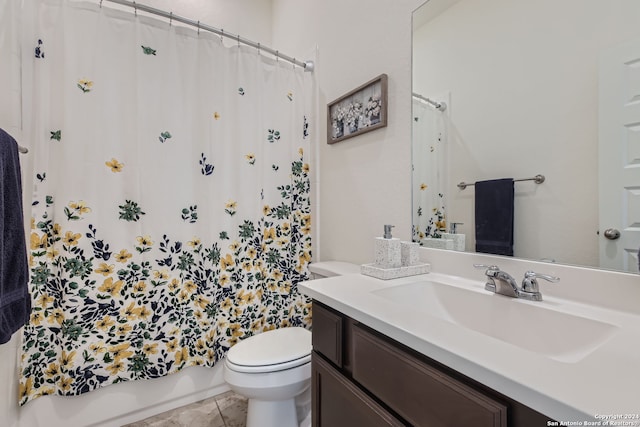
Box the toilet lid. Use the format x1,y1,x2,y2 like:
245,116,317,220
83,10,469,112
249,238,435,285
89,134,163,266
226,327,312,373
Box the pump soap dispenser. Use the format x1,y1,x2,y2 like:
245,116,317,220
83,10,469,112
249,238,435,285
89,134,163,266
362,224,431,280
374,225,402,269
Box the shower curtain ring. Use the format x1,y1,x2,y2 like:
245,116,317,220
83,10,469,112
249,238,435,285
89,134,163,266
257,42,261,54
169,12,173,26
99,0,103,8
293,58,296,69
220,29,224,43
133,1,137,16
276,50,279,62
237,34,240,47
197,21,200,35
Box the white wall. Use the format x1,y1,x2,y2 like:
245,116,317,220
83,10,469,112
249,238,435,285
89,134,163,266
413,0,640,266
1,2,29,426
272,0,425,265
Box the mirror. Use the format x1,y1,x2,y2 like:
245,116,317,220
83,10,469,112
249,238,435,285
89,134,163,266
412,0,640,273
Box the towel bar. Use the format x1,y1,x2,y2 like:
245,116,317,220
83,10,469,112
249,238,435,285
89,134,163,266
457,174,544,190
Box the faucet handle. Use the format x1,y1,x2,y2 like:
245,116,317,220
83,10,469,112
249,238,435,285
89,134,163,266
473,263,499,271
473,264,500,276
473,264,501,292
521,271,560,299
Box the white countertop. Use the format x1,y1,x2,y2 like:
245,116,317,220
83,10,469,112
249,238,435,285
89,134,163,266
299,271,640,424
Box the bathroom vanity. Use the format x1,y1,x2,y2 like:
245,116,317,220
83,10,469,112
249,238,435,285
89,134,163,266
299,260,640,426
311,301,548,426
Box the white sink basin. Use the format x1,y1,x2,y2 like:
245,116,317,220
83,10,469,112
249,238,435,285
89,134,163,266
372,280,618,363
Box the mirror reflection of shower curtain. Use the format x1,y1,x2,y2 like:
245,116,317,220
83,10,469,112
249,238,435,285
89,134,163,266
412,97,448,241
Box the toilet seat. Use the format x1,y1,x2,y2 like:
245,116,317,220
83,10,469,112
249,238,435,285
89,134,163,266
226,327,312,374
226,353,311,373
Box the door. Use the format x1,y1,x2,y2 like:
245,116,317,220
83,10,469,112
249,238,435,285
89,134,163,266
599,37,640,272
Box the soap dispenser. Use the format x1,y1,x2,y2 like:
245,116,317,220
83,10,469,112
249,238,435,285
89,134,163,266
374,225,401,268
442,222,466,252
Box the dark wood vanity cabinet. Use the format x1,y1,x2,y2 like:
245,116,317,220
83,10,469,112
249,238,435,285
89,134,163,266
311,301,552,427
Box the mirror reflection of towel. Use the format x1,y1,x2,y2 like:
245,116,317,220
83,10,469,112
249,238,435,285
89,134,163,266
474,178,514,256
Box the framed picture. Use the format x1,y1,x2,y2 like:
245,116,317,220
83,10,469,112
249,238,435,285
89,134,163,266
327,73,388,144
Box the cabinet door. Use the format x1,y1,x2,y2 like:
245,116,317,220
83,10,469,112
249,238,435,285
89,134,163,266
312,353,404,427
351,324,508,427
311,302,343,367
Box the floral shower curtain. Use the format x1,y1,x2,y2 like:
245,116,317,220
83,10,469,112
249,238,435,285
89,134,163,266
412,97,448,241
19,0,313,405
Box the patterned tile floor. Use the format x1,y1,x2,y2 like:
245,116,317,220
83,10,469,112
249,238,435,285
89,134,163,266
122,391,248,427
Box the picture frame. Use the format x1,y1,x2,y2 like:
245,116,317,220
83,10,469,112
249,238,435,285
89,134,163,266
327,73,388,144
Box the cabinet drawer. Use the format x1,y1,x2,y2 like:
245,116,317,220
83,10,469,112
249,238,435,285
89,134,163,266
352,324,507,427
312,353,404,427
311,302,343,367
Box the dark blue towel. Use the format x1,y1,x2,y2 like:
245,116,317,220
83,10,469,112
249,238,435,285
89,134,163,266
0,128,31,344
475,178,514,257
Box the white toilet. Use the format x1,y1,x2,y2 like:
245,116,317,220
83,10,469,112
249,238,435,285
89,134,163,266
223,261,359,427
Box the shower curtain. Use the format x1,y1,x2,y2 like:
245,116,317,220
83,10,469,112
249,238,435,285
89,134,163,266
412,97,448,241
18,0,313,405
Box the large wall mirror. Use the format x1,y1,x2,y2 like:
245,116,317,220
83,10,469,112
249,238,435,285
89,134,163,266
412,0,640,273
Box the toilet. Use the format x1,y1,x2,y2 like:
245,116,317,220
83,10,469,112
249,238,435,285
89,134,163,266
223,261,359,427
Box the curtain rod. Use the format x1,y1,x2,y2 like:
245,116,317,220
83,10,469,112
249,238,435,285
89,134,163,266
101,0,314,72
412,92,446,111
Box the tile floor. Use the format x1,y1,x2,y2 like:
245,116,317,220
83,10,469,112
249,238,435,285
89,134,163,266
122,391,248,427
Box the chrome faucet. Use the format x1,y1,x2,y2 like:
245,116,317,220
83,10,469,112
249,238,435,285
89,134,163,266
474,264,559,301
474,264,519,297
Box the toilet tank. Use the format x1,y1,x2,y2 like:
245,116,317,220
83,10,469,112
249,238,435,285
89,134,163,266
308,261,360,279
